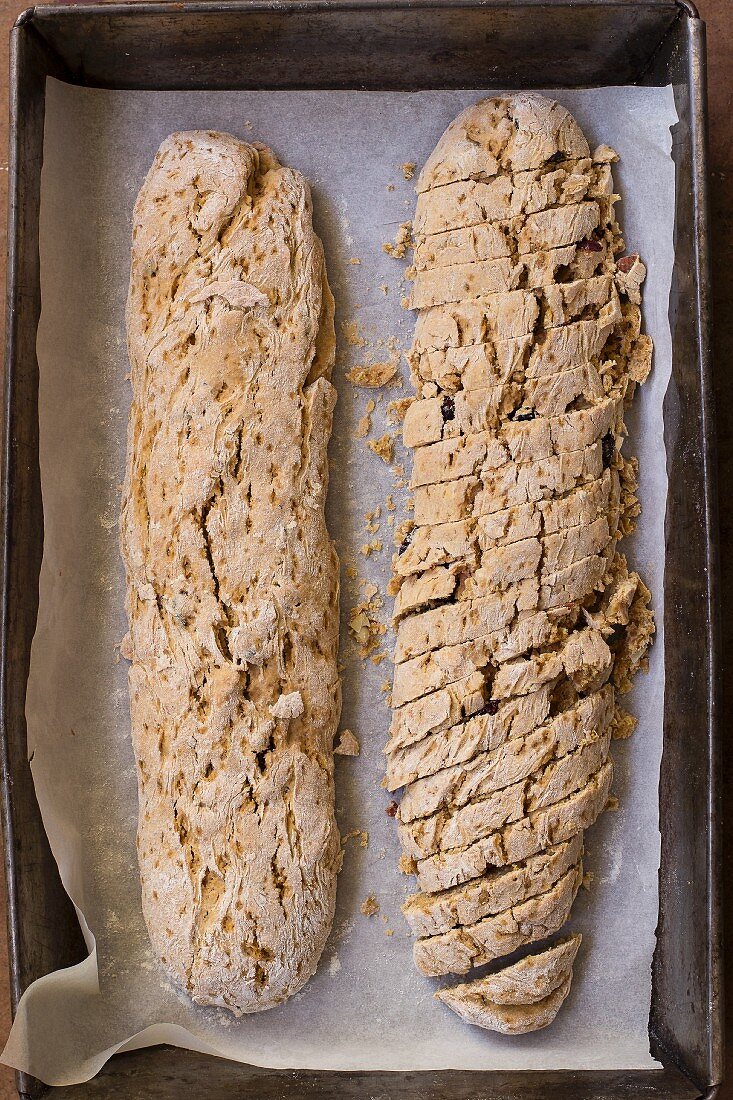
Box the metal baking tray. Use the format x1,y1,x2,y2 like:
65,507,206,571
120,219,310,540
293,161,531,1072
2,1,721,1097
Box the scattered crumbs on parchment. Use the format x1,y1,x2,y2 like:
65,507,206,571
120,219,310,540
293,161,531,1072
342,829,369,849
360,894,380,917
380,284,389,295
345,564,358,581
386,494,396,511
385,928,394,937
401,162,416,180
361,581,379,598
386,183,395,192
399,854,417,875
387,396,414,425
328,954,342,975
387,514,394,528
371,652,388,666
341,319,367,348
244,119,253,131
381,680,392,697
611,709,637,740
383,221,413,259
349,257,362,265
401,296,411,310
605,795,620,811
368,434,395,464
346,357,400,388
386,800,399,818
335,729,361,756
582,870,595,892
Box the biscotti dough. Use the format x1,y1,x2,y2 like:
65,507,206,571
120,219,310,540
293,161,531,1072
121,131,341,1014
387,94,655,1034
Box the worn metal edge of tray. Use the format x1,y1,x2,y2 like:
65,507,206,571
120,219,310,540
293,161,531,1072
20,0,690,17
0,2,719,1098
686,12,723,1091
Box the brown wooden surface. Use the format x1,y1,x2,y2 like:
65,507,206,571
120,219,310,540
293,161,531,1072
0,1,728,1096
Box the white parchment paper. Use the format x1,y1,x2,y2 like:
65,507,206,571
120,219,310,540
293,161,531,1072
2,80,677,1085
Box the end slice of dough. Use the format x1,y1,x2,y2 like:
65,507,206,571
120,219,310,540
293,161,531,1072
436,933,580,1033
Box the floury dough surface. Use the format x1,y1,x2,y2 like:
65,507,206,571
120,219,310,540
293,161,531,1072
2,81,675,1085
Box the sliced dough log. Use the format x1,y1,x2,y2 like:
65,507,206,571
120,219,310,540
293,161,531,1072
397,687,613,821
413,861,582,976
403,835,584,937
435,935,581,1033
398,729,611,861
390,94,652,1024
416,759,612,894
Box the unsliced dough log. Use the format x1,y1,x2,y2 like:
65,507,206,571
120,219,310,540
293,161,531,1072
388,94,655,1034
121,131,341,1014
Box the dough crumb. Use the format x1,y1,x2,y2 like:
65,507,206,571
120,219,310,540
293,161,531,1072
387,397,414,424
349,595,386,655
380,284,389,295
593,143,619,163
346,357,400,388
368,434,395,464
335,729,360,756
386,183,395,192
360,894,380,917
399,854,417,875
360,539,383,557
383,221,413,259
356,412,372,438
342,829,369,849
341,319,367,348
401,162,416,181
349,257,362,265
270,690,304,721
582,871,595,892
605,795,620,812
611,708,637,740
